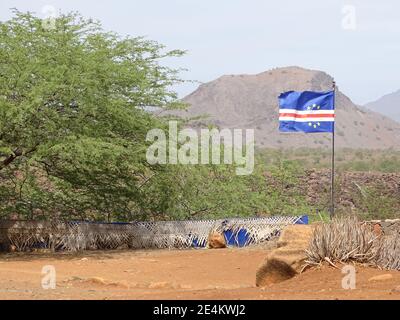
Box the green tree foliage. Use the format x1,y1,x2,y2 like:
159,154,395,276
0,10,185,221
140,158,310,220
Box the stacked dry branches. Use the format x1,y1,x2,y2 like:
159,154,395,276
375,233,400,270
0,216,303,252
305,215,400,270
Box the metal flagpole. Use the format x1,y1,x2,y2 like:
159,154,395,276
330,80,336,219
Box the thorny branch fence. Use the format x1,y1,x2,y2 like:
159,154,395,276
0,216,306,252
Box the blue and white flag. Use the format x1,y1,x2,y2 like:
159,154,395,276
279,90,335,133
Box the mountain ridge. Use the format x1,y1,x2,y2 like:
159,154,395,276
172,66,400,149
365,89,400,123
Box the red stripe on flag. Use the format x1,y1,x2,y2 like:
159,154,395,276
279,113,335,118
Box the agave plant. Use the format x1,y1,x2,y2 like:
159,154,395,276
305,215,379,266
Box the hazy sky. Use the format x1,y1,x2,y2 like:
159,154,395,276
1,0,399,105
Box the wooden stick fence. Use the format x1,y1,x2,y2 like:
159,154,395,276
0,216,305,252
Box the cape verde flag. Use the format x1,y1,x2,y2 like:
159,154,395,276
279,90,335,133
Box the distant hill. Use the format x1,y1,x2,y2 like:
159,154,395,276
365,89,400,123
170,66,400,149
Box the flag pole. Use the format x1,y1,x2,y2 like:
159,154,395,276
330,80,336,219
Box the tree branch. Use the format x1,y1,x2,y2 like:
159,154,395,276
1,148,22,169
0,145,38,171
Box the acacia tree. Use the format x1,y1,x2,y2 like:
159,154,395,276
0,10,186,220
0,10,311,222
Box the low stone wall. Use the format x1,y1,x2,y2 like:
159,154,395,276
366,219,400,236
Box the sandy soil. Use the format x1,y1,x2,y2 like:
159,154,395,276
0,247,400,300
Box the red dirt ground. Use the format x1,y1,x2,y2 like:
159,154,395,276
1,247,400,300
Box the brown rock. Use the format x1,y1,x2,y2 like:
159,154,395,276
256,258,297,287
391,285,400,293
207,231,226,249
85,277,107,285
179,284,192,289
148,281,174,289
268,247,309,271
256,225,313,287
82,277,129,288
63,276,83,282
277,224,314,248
368,274,393,282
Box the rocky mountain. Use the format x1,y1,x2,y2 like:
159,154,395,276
172,66,400,149
365,89,400,123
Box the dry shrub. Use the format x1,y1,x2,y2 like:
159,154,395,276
305,215,379,265
375,233,400,270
